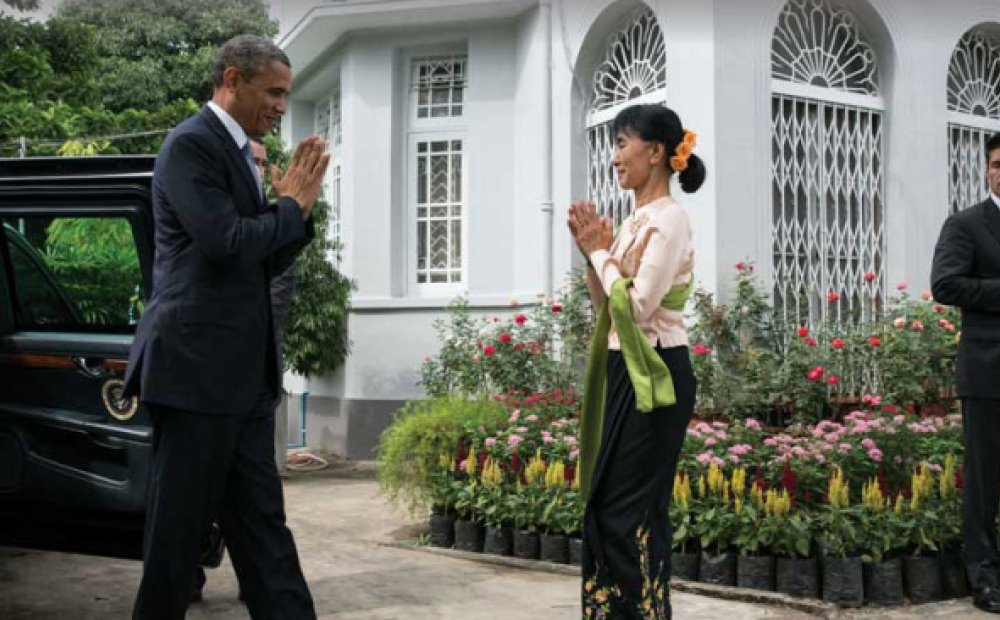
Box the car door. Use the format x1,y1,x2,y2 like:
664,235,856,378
0,159,154,557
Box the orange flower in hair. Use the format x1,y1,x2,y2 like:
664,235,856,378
682,130,697,148
670,129,697,172
670,154,689,172
675,141,692,159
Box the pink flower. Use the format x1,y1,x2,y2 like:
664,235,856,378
863,271,876,282
543,436,555,444
814,454,826,464
745,418,762,430
483,345,496,356
911,320,924,331
514,314,528,326
508,435,523,448
933,304,946,313
569,449,579,460
696,453,713,465
861,438,876,450
735,262,746,270
458,459,468,470
868,448,883,462
692,344,712,356
712,421,728,429
704,437,717,447
838,443,853,454
516,426,528,433
764,438,778,447
484,437,497,447
805,337,818,347
827,291,840,302
896,281,908,291
499,333,512,344
509,410,520,422
563,436,577,446
892,415,905,424
921,289,933,301
893,317,906,329
824,432,841,443
728,455,741,464
526,414,538,423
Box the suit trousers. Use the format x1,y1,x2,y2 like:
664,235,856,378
132,391,316,620
963,397,1000,590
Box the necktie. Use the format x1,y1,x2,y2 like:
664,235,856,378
241,141,264,205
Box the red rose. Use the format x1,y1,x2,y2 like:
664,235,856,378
826,374,839,385
831,337,845,350
826,291,840,302
499,333,512,345
868,336,881,347
514,314,528,326
483,345,496,356
735,262,745,270
692,344,712,356
797,327,809,338
551,304,563,313
862,271,876,282
805,337,817,347
513,343,524,352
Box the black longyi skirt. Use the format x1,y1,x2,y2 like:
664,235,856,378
581,346,695,620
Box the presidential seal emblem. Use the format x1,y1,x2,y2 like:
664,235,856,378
101,379,138,421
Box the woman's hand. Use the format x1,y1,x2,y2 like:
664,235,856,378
568,200,613,256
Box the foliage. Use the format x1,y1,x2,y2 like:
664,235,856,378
858,477,908,563
56,0,276,112
814,467,861,557
376,397,507,516
419,272,592,398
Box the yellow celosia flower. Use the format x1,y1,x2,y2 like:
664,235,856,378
545,460,567,489
465,446,477,477
827,467,849,509
524,448,547,485
731,467,746,498
673,472,692,511
751,481,764,508
481,457,503,488
698,474,707,499
939,454,956,500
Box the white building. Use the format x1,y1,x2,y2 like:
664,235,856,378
273,0,1000,458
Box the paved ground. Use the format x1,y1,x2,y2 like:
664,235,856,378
0,463,995,619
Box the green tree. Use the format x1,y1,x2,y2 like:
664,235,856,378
57,0,277,111
1,0,40,11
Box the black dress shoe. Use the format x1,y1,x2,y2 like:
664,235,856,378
974,586,1000,613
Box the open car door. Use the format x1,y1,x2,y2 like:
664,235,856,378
0,157,155,559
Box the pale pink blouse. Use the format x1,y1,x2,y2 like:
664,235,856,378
585,195,695,351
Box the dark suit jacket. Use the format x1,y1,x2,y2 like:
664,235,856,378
124,106,314,414
931,198,1000,399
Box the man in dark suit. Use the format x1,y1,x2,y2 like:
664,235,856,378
932,132,1000,614
124,34,328,620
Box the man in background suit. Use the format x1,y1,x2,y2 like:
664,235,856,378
124,34,329,620
932,132,1000,614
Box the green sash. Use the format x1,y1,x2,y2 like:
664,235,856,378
578,276,694,497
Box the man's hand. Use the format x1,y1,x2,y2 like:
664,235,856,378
271,136,331,218
568,200,613,256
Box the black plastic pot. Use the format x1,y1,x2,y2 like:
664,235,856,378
453,518,484,552
940,549,970,599
540,532,569,564
699,550,737,586
513,529,540,560
429,512,456,548
863,558,904,606
672,550,700,581
569,536,583,565
483,526,513,556
775,556,820,599
822,555,863,607
737,554,774,591
903,554,942,604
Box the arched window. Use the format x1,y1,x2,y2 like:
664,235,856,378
770,0,884,326
947,31,1000,213
586,7,667,226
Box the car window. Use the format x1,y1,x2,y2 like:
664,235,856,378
1,216,143,333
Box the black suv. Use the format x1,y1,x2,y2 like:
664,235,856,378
0,156,155,558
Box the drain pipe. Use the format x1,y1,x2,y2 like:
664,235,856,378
540,0,554,298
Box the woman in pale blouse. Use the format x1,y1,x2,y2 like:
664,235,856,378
569,104,704,620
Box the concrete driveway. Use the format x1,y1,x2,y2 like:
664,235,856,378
0,464,992,619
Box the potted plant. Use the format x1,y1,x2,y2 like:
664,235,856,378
428,453,458,548
734,480,775,591
816,467,863,607
477,457,513,556
768,488,819,598
670,471,699,581
511,450,547,559
936,455,968,598
900,464,943,603
692,464,739,586
859,477,906,606
539,460,570,563
453,447,485,552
